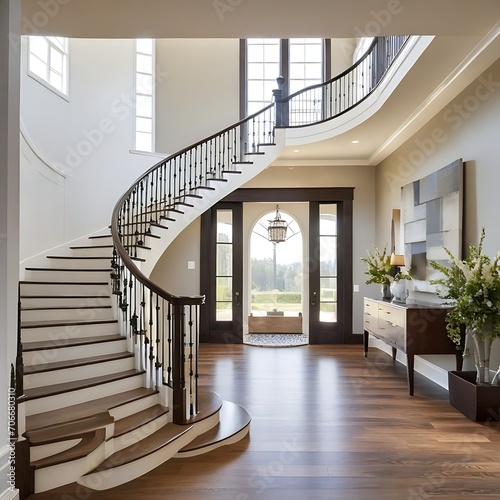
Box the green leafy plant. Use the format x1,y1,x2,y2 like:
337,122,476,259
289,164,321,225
361,244,395,285
393,269,413,282
430,228,500,384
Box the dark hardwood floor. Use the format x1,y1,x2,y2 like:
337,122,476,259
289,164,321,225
28,344,500,499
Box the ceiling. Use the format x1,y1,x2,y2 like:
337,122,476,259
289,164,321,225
21,0,500,165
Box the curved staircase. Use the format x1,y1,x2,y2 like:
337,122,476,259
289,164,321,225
19,232,252,495
15,35,412,497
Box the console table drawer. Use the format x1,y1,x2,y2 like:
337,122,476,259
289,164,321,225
378,304,405,328
377,320,406,350
363,314,377,331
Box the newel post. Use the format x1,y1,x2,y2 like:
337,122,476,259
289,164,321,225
172,301,187,423
273,76,287,127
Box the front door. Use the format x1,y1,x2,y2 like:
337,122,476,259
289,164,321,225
200,202,243,343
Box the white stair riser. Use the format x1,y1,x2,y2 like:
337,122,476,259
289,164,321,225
21,295,112,308
25,374,146,415
108,392,160,420
111,413,169,454
25,269,111,282
90,237,112,246
21,282,111,296
77,427,196,491
45,258,113,269
22,307,114,323
30,438,81,462
21,321,119,343
23,339,128,367
25,357,136,389
34,441,107,493
70,246,114,257
175,425,250,458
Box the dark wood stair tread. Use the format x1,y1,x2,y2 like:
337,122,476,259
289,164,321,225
20,295,111,299
179,401,251,453
113,404,169,437
46,256,112,260
24,369,145,401
89,423,191,472
26,412,114,446
26,387,158,431
24,351,134,374
20,281,109,286
69,245,113,250
21,305,112,312
25,267,112,272
180,391,223,425
22,333,125,352
31,429,106,470
21,318,117,329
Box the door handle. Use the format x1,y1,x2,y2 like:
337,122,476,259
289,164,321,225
235,291,241,306
311,291,317,306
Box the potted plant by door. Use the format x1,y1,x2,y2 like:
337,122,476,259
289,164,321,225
430,228,500,421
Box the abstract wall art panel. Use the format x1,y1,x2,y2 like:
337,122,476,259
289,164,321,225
401,159,463,285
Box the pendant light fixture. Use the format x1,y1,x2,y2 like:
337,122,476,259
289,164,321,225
267,205,288,243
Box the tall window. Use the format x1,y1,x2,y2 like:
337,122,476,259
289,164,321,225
319,205,337,323
289,38,323,94
28,36,68,96
244,38,325,117
246,39,281,115
135,39,155,152
216,210,233,321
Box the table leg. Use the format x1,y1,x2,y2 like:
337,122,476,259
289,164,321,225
364,330,369,357
407,354,415,396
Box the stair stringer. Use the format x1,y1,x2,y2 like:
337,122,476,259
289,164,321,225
137,130,286,278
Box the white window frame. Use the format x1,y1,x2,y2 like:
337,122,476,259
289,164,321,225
246,38,281,116
245,38,325,119
28,36,69,99
134,38,156,153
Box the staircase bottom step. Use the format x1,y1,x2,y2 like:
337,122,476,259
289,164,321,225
176,401,251,457
77,423,196,491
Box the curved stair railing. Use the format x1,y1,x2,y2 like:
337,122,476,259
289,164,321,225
110,103,276,423
275,35,409,127
109,35,410,425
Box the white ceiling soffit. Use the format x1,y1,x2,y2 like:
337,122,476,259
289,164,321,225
20,0,500,39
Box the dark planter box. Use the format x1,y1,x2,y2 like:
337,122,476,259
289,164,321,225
448,371,500,422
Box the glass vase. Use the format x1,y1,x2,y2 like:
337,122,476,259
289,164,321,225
381,283,392,300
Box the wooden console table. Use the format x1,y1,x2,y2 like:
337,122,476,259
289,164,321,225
363,298,462,395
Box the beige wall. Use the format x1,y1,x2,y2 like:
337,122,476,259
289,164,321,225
376,58,500,257
152,164,376,335
375,57,500,369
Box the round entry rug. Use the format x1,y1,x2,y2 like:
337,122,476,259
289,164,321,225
243,333,308,347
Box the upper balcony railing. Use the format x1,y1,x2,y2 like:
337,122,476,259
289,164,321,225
274,35,409,127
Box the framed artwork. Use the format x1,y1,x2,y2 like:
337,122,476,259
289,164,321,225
400,158,464,288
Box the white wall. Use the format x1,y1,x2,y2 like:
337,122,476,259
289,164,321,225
1,1,20,498
19,129,65,261
20,37,156,258
155,39,240,155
